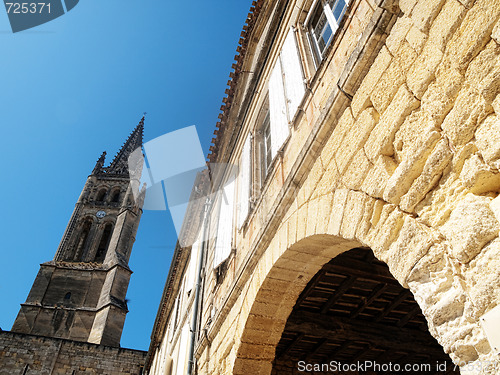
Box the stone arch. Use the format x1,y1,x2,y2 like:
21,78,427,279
230,187,486,374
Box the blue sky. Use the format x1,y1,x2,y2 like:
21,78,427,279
0,0,251,350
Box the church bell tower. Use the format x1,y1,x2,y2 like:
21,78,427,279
12,118,146,347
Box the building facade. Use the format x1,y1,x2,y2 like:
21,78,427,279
1,120,147,374
146,0,500,374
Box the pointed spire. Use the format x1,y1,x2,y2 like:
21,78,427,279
92,151,107,175
106,117,145,175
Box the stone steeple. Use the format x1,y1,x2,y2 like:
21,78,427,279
11,118,146,347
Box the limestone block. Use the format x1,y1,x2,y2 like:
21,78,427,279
460,154,500,194
340,191,368,240
351,46,392,117
406,243,478,358
441,88,490,147
327,188,349,236
385,15,413,55
411,0,447,33
491,194,500,222
321,108,354,165
361,155,397,199
394,40,419,73
465,238,500,317
420,65,464,125
383,216,436,287
335,107,378,174
427,0,466,52
493,18,500,44
406,25,428,54
342,148,372,190
367,205,404,257
370,60,406,115
399,0,418,15
443,0,500,72
407,42,444,99
493,94,500,115
393,110,439,163
364,84,420,162
384,130,441,204
441,193,499,263
465,40,500,87
400,139,453,212
355,196,377,245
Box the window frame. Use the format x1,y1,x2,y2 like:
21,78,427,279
306,0,348,66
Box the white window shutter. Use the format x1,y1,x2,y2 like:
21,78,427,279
281,28,305,120
186,237,200,293
269,60,289,157
213,178,235,268
238,135,251,229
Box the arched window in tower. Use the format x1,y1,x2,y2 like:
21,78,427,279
74,219,92,261
95,189,107,203
110,189,121,203
94,223,113,263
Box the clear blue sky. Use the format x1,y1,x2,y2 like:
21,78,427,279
0,0,251,350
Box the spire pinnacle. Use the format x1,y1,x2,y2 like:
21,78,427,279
92,151,107,175
106,117,145,175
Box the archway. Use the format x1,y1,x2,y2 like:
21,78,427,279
232,235,457,375
271,248,457,374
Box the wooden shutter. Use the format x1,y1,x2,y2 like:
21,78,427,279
186,237,200,293
281,28,305,121
238,135,251,229
213,178,235,268
269,60,290,157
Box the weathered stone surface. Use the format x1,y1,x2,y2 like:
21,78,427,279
465,238,500,317
407,42,444,99
336,107,378,174
399,0,418,15
384,130,441,204
460,154,500,194
442,0,500,72
420,65,464,124
342,148,372,190
340,190,368,240
361,155,396,198
0,331,146,375
393,110,439,163
370,59,406,114
351,46,393,117
406,25,428,54
441,88,490,147
400,139,453,212
365,84,420,161
441,194,499,263
427,0,466,52
383,216,436,286
411,0,446,33
385,15,413,55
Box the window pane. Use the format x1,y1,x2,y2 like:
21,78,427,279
329,0,347,22
312,12,333,55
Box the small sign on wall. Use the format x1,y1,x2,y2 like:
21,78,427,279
481,305,500,354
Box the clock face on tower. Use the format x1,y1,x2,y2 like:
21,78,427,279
96,210,106,219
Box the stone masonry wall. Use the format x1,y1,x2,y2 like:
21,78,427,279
195,0,500,374
0,331,146,374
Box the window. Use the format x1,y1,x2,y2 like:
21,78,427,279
110,189,120,203
94,223,112,263
307,0,348,63
213,176,236,269
237,134,251,229
262,113,272,177
95,189,107,202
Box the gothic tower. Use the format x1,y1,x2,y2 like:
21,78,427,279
12,118,146,347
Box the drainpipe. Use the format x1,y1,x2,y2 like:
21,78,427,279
187,197,211,375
